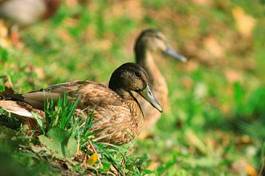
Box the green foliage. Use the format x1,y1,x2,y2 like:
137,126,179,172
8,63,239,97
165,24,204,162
44,94,79,131
39,127,77,159
0,47,9,62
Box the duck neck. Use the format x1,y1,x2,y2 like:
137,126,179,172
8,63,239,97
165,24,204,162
111,89,141,110
114,89,144,133
135,49,168,112
136,50,165,88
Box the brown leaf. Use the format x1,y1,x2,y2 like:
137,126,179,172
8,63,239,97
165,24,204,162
192,0,212,6
186,60,198,72
108,0,143,20
224,69,242,83
203,36,224,59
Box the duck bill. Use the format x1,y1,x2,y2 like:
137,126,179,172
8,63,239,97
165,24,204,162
139,84,163,112
163,47,187,62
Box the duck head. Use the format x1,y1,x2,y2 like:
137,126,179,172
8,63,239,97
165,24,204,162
109,63,162,112
134,29,187,63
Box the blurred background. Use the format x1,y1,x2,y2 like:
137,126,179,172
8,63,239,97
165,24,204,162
0,0,265,175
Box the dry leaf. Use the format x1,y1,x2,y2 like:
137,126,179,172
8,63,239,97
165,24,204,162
0,20,10,48
109,0,143,20
224,69,242,83
186,61,198,72
232,7,256,38
0,20,8,38
245,164,257,176
192,0,212,6
203,36,224,59
27,66,46,79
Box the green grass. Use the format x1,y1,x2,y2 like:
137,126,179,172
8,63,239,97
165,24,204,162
0,0,265,175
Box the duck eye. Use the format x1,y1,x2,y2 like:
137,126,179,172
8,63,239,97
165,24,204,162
135,72,141,77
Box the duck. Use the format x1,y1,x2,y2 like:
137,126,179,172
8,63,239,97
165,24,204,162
0,63,162,144
0,0,61,26
134,29,187,134
0,0,61,45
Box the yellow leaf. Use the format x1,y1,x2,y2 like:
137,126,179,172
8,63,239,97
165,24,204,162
204,36,224,59
87,153,98,166
232,7,256,38
0,20,10,48
245,163,257,176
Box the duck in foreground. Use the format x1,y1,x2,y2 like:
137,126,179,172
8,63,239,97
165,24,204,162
134,29,187,134
0,63,162,145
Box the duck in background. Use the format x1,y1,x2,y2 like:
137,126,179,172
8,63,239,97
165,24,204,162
0,63,162,145
0,0,61,46
134,29,187,136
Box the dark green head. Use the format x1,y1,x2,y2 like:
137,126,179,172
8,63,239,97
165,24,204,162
134,29,187,63
109,63,162,112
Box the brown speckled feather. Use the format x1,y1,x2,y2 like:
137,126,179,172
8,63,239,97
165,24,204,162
0,63,160,145
23,80,144,144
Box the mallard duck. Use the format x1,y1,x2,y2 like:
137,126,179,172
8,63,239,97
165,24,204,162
134,29,187,133
0,63,162,144
0,0,61,45
0,0,61,26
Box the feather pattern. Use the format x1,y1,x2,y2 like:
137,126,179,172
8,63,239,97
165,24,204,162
22,80,144,144
0,63,159,144
134,29,186,134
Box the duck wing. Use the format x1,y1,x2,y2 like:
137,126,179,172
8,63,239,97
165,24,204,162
23,80,124,109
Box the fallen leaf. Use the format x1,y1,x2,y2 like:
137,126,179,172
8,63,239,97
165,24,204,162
192,0,212,6
34,67,46,79
186,61,198,72
0,20,10,48
245,163,257,176
224,69,242,83
203,36,224,59
232,7,256,38
109,0,143,20
0,20,8,38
